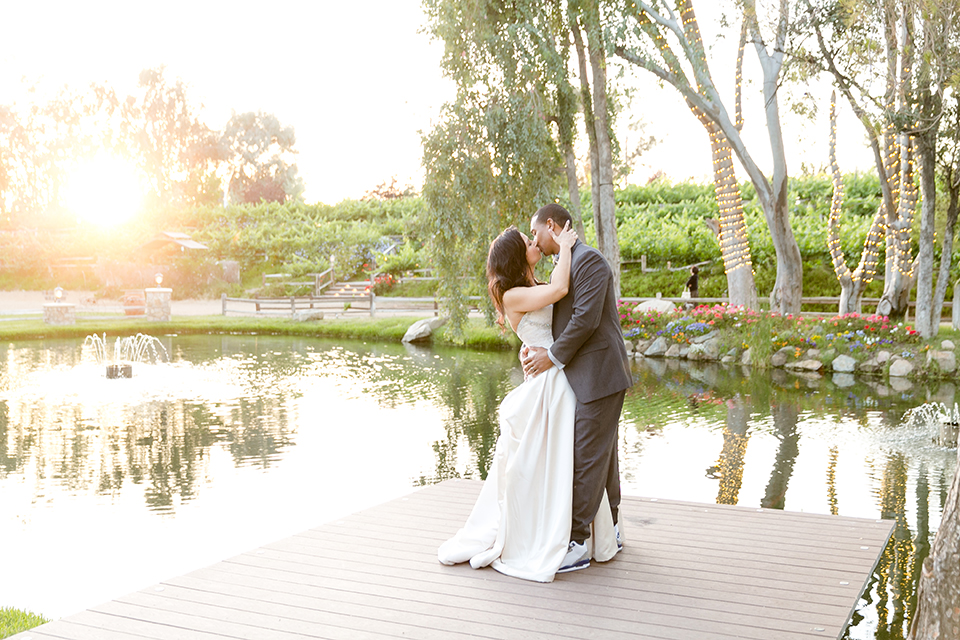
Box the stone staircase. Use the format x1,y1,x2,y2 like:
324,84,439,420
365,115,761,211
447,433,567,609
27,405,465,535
322,281,371,297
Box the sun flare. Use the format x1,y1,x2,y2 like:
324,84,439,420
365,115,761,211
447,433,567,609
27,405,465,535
64,156,144,226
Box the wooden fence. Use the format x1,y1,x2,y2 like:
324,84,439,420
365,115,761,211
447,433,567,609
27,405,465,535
221,294,484,318
259,268,335,296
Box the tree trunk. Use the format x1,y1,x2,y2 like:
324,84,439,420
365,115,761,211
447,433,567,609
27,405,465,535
583,1,621,295
932,182,960,330
569,16,601,230
878,136,918,319
908,446,960,639
915,135,937,338
561,139,586,239
827,92,882,315
691,103,757,309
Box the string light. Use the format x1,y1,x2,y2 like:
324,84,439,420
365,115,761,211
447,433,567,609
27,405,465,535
691,104,752,274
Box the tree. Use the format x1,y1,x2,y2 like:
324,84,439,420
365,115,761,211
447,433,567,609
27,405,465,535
931,88,960,330
118,67,223,207
911,0,960,337
825,91,885,314
421,0,632,332
577,0,624,294
422,91,560,334
615,2,771,309
219,110,303,205
800,0,960,328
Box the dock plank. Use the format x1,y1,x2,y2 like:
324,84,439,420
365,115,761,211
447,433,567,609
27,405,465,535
13,480,893,640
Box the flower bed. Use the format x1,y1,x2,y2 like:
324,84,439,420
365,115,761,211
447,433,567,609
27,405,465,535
619,302,922,359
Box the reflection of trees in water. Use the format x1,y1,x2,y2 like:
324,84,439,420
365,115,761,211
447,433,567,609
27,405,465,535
827,446,839,515
627,358,955,640
0,390,295,514
760,402,800,510
296,340,517,486
850,451,922,640
715,396,750,505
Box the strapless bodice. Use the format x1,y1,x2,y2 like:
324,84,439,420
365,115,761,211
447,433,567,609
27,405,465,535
515,305,554,349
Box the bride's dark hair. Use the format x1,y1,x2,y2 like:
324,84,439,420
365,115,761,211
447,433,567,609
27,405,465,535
487,226,534,328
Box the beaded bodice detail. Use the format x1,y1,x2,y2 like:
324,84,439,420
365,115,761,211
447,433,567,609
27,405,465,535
515,305,555,349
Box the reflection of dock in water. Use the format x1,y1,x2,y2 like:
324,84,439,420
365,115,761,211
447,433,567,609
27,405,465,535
17,480,894,640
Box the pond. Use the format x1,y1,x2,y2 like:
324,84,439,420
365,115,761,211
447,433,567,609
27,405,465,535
0,334,955,639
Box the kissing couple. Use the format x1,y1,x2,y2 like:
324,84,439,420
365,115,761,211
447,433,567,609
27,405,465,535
438,203,634,582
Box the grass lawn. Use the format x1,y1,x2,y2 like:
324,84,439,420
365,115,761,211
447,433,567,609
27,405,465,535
0,607,48,638
0,315,518,351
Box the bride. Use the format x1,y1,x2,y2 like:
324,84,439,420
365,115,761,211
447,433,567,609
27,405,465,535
437,221,616,582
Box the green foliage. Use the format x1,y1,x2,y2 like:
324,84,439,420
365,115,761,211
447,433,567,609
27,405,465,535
377,244,425,277
421,91,560,339
1,606,48,638
220,111,303,204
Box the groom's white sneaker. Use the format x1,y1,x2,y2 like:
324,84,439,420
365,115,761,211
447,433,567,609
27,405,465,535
558,540,590,573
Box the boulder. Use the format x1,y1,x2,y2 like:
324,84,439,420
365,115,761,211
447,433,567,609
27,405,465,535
402,317,447,343
703,339,721,361
806,348,821,360
293,310,324,322
678,345,691,359
644,336,669,357
634,339,653,356
740,348,752,366
665,344,681,358
889,358,914,378
770,347,794,368
942,339,956,351
687,343,706,361
858,357,882,374
624,340,635,356
877,350,892,364
832,354,856,373
687,339,720,361
690,331,717,345
635,299,677,314
721,354,736,364
927,349,958,374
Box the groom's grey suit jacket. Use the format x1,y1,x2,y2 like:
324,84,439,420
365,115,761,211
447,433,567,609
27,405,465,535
550,240,632,404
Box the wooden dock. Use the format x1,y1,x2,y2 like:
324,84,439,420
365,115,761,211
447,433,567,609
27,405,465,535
14,480,894,640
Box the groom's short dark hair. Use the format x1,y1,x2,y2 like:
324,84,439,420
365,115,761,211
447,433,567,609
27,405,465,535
533,203,573,229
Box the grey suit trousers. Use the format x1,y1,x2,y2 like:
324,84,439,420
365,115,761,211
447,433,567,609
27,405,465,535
571,388,625,543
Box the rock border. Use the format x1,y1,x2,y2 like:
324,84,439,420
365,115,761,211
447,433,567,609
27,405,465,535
625,335,957,383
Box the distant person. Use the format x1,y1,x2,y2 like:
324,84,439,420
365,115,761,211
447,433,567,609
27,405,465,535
685,266,700,300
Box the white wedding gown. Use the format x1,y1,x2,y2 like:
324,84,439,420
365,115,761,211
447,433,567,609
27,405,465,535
437,305,618,582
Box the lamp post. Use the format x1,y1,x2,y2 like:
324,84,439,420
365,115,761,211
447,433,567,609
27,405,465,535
43,286,75,325
145,272,171,321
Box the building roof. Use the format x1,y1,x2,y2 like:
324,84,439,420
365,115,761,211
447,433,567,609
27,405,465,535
139,231,209,253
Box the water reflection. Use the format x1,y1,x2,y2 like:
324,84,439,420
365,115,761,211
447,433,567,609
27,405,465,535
624,358,955,640
0,336,956,640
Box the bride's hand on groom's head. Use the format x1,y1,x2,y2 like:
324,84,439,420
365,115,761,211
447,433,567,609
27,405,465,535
550,220,577,251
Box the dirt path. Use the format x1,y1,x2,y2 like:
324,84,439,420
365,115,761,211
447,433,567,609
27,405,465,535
0,290,222,316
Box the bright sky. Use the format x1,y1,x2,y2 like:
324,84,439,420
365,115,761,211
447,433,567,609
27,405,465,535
1,1,874,206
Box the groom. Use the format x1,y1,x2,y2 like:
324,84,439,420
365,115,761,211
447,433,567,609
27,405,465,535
522,203,633,573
